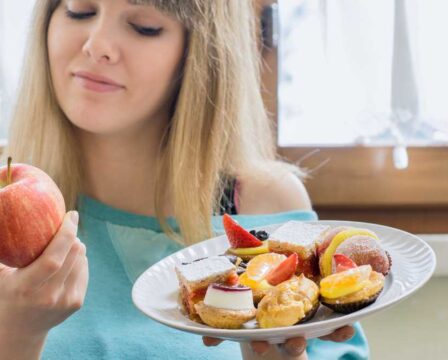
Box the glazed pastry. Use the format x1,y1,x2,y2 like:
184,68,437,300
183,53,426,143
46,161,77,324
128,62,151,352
223,214,270,262
318,227,391,277
320,255,385,314
256,274,320,328
268,221,330,280
195,284,256,329
175,256,238,321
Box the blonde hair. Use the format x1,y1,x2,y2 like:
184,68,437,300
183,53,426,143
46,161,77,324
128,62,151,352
3,0,302,245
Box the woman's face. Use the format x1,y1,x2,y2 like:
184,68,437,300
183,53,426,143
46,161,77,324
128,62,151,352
48,0,186,136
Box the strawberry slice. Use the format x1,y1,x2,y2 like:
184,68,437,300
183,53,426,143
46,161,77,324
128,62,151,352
265,253,298,286
333,254,357,273
222,214,263,248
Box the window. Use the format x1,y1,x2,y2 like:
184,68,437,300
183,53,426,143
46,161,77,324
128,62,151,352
0,0,35,140
278,0,448,152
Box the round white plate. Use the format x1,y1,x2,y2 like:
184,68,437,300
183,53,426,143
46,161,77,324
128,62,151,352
132,220,436,344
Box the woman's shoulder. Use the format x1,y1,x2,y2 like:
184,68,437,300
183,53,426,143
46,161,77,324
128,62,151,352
236,166,312,215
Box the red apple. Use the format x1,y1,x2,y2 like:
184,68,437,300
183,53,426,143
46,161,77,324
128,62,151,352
0,157,66,268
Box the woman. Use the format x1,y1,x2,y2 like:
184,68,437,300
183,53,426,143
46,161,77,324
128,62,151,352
0,0,368,359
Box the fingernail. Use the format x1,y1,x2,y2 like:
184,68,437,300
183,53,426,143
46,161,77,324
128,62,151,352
70,211,79,226
284,345,306,357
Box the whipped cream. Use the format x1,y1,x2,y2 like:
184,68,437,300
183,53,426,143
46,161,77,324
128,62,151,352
203,284,255,310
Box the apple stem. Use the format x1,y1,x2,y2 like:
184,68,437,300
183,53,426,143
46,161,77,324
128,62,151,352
7,156,12,185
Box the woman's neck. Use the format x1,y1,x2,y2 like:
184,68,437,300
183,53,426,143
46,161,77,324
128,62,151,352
77,121,170,216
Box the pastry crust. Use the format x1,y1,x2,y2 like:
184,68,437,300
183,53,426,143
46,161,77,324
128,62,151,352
256,275,320,328
321,271,385,314
194,301,256,329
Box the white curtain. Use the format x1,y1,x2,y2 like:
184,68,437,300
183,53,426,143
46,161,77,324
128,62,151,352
279,0,448,154
0,0,36,140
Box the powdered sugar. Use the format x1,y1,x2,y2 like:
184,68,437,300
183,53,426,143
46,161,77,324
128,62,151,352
269,221,330,246
176,256,235,282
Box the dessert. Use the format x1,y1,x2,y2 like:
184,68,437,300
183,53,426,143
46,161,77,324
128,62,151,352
256,274,320,328
268,221,330,280
320,254,385,314
238,253,286,304
174,221,393,330
195,284,256,329
318,227,391,277
175,256,238,320
223,214,270,261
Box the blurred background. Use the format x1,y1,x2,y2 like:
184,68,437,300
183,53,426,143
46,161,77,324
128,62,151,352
1,1,447,358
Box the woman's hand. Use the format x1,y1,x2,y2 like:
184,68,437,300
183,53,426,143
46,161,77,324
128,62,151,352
0,211,89,341
203,325,355,359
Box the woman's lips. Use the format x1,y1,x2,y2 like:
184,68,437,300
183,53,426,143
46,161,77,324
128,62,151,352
73,72,125,93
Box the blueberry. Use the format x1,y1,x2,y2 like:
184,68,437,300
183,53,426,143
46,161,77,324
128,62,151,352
255,230,269,241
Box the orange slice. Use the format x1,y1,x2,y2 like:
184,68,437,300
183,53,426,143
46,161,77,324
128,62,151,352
245,253,287,281
239,272,273,291
320,265,372,299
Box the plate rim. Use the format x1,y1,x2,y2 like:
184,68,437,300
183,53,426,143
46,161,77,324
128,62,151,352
132,220,436,338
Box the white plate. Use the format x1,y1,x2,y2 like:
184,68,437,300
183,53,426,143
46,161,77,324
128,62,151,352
132,221,436,344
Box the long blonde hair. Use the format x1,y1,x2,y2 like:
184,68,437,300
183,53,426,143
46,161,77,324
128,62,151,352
3,0,302,245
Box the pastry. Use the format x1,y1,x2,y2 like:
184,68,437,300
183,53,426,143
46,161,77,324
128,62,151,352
320,254,385,314
256,274,320,328
195,283,256,329
268,221,330,280
317,227,391,277
175,256,238,320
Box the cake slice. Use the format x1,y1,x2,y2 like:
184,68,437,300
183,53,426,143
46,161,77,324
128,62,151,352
175,256,238,320
268,221,330,280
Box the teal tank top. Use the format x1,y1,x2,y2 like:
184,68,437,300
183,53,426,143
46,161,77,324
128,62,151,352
41,194,369,360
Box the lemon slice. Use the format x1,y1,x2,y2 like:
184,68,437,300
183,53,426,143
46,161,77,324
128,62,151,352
228,243,270,256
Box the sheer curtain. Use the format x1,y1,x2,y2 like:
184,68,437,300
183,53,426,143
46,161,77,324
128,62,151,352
279,0,448,161
0,0,35,140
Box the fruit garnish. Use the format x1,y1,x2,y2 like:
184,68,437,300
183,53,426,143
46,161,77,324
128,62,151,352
265,253,299,286
333,254,357,273
223,214,263,248
239,272,273,291
245,253,286,281
320,265,372,299
227,243,269,256
249,230,269,241
321,229,379,277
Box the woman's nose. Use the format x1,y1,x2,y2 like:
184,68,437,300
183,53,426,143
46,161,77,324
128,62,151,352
82,21,121,64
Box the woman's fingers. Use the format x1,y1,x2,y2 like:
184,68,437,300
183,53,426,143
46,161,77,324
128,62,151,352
319,325,355,342
45,238,85,289
251,341,270,355
281,337,307,357
202,337,224,347
19,211,79,289
60,250,89,311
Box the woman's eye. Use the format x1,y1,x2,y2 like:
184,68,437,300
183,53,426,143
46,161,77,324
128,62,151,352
130,24,163,37
65,9,96,20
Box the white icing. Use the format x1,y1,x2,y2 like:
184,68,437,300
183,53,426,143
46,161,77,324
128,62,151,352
176,256,235,282
269,221,330,246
